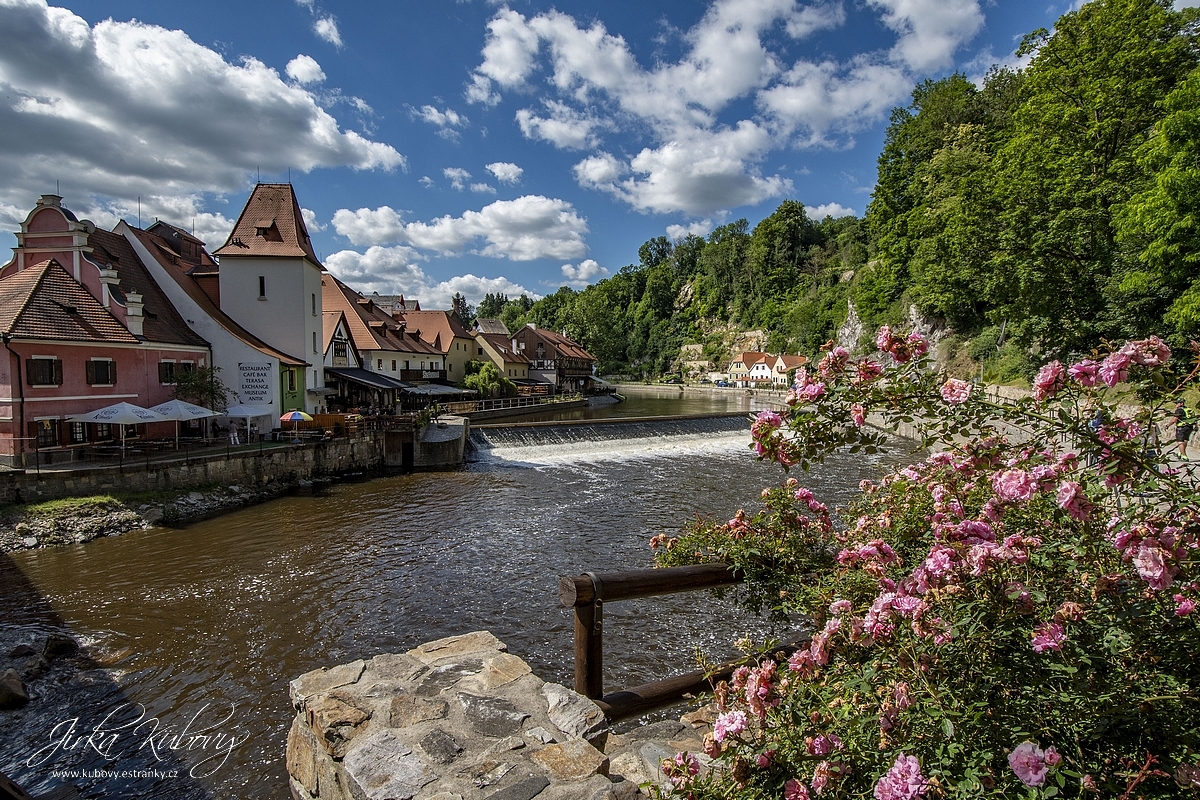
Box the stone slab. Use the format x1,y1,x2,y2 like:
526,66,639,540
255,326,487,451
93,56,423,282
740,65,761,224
410,631,506,666
529,738,609,781
419,728,463,764
483,775,549,800
342,729,435,800
459,693,530,738
389,693,449,727
291,660,366,707
307,692,372,758
541,683,606,742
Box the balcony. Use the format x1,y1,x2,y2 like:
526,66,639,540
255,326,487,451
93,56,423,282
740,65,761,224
399,369,446,382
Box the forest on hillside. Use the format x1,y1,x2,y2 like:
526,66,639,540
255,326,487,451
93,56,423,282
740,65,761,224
463,0,1200,381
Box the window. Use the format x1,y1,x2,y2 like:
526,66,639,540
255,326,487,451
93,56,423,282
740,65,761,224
312,293,317,316
377,359,383,370
405,361,409,370
95,423,112,441
287,370,296,392
258,276,266,298
313,331,318,353
86,359,116,386
391,360,396,371
333,341,347,359
180,361,195,375
478,347,484,355
158,361,177,384
69,422,87,444
35,419,59,448
26,357,62,387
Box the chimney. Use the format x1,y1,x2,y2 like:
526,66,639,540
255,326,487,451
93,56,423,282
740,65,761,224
125,290,144,336
98,267,120,308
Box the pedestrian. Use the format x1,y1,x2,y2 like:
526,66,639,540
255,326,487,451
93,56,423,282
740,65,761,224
1171,399,1194,460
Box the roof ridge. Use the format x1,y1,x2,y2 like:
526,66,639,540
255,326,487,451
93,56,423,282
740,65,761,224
5,260,56,334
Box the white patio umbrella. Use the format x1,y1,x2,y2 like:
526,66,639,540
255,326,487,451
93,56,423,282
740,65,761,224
149,399,217,449
68,401,170,456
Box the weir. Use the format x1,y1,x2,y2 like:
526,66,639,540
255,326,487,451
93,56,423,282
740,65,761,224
468,412,751,460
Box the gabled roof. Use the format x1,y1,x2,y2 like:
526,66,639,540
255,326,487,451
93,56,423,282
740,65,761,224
322,273,442,357
476,332,530,364
734,351,769,367
86,228,209,348
322,310,348,354
213,184,321,264
402,310,473,354
521,326,595,362
0,260,139,343
475,318,510,335
775,354,808,369
127,225,306,365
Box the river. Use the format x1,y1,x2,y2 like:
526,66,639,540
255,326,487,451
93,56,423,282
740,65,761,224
0,390,913,798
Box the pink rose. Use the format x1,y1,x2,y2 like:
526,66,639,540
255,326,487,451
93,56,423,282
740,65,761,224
1009,742,1051,787
1068,359,1099,386
851,403,866,427
1056,480,1094,521
713,710,747,742
940,378,971,404
1031,621,1066,653
992,469,1035,502
1098,351,1132,387
1175,594,1196,616
785,779,811,800
873,753,928,800
1125,335,1171,366
1032,361,1065,402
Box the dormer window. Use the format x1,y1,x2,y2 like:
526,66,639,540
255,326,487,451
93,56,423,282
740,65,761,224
254,218,283,242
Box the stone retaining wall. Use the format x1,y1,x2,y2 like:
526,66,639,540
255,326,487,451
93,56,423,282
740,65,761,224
286,632,714,800
0,435,387,506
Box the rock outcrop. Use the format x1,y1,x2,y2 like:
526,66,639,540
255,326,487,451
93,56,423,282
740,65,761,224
286,632,713,800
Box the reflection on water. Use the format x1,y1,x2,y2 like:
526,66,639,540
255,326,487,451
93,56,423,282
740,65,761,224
0,414,915,798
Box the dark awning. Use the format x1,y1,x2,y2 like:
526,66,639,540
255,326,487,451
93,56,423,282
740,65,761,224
325,367,410,391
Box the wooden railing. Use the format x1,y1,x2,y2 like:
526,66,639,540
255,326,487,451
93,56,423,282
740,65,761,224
559,564,759,720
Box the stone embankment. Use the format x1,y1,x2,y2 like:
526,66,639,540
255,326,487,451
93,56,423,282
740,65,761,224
287,632,715,800
0,479,324,552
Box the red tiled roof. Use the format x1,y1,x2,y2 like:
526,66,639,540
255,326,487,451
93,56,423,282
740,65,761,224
402,310,473,354
523,326,595,362
213,184,321,264
322,274,442,357
477,332,530,364
128,226,306,365
86,228,209,348
0,260,140,343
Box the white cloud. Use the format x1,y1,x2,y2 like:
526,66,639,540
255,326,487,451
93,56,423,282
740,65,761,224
325,244,540,308
332,205,407,246
805,202,856,219
516,101,603,150
0,0,403,242
301,206,327,232
419,176,435,188
560,258,609,287
286,54,325,84
443,167,471,190
486,162,524,184
294,0,315,10
412,104,467,140
332,195,588,261
666,220,713,240
470,183,497,194
314,16,343,47
404,196,587,260
466,0,984,214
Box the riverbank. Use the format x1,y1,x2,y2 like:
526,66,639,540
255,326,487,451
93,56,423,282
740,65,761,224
0,477,336,552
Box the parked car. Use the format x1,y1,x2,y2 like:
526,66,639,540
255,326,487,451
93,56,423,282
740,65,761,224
698,378,713,384
663,377,683,384
715,380,730,387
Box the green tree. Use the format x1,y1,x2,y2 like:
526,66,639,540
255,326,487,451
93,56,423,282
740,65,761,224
173,366,230,411
459,360,515,398
476,292,508,320
1117,64,1200,343
450,292,474,327
993,0,1198,351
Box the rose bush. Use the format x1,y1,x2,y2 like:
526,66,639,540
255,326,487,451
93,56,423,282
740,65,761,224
653,336,1200,798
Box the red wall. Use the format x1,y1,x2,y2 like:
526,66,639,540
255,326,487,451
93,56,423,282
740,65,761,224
0,340,207,455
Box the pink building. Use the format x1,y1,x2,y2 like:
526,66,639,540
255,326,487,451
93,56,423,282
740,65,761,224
0,196,211,466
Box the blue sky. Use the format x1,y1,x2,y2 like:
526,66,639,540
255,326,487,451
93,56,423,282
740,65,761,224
0,0,1180,308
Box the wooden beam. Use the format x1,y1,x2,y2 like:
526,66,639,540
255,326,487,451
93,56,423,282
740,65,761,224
558,564,741,608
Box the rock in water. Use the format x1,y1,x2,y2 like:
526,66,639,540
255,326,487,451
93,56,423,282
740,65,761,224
0,669,30,709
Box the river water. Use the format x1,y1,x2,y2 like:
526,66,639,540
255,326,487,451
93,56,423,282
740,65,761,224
0,390,913,798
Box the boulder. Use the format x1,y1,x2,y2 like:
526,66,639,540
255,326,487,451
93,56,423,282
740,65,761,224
541,683,606,742
42,633,78,659
529,738,609,781
0,669,30,709
306,692,372,758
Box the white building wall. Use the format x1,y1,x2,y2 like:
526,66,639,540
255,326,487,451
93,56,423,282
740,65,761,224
120,226,282,421
217,254,324,411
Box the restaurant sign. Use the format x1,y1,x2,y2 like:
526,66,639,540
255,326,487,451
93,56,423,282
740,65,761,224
237,362,275,405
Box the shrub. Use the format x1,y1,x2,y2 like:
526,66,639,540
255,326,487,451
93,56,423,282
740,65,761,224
653,333,1200,799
